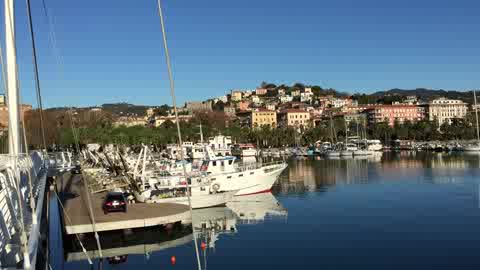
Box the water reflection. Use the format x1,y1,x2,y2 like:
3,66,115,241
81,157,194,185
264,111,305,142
64,223,193,263
275,152,480,194
62,192,287,267
57,153,480,269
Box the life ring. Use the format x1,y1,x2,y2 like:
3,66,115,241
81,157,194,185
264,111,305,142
212,183,220,192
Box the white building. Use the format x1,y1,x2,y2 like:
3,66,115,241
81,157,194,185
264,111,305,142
280,95,293,103
332,98,351,108
428,98,468,126
208,135,232,150
403,95,418,105
216,95,228,103
252,95,262,104
300,92,313,103
154,115,193,127
266,104,276,111
291,90,301,97
146,108,155,117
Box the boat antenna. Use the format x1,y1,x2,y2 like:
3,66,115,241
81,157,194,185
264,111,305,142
155,1,202,269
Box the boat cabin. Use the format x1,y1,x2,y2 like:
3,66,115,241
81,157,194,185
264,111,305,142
200,156,237,174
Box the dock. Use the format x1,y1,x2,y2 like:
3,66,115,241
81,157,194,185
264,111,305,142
56,172,191,235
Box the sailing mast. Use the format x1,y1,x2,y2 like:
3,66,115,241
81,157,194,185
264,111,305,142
344,118,348,145
5,0,21,155
474,90,479,144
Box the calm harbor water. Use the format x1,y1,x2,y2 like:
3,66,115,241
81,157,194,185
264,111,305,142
51,152,480,269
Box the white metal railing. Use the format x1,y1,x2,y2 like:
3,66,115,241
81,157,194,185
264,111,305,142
0,151,47,268
235,160,286,172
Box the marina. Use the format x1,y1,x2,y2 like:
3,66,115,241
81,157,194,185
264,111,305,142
47,152,480,269
0,0,479,269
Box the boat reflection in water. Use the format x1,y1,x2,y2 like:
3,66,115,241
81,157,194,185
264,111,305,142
64,223,193,263
227,193,287,224
63,192,287,266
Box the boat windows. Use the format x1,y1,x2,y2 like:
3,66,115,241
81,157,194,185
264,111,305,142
211,178,216,181
228,160,233,165
250,172,254,175
227,176,232,179
221,161,225,166
239,174,243,177
213,161,217,166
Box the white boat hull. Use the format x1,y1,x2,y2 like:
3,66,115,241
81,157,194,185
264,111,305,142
464,146,480,152
134,190,236,209
326,151,340,157
354,150,373,156
368,144,383,151
210,163,287,196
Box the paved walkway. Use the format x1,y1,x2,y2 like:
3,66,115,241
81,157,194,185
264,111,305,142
57,173,190,234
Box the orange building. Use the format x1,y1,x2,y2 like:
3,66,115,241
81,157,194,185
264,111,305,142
0,104,33,128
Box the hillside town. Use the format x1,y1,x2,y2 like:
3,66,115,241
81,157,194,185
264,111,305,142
113,85,476,132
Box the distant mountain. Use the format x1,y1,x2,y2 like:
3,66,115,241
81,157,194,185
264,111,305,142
45,103,152,117
99,103,151,116
370,88,475,103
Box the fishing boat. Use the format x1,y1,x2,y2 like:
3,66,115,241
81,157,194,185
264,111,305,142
231,144,257,157
131,147,235,208
200,147,287,196
188,144,207,159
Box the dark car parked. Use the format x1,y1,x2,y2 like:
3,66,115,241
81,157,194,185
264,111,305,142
102,192,127,214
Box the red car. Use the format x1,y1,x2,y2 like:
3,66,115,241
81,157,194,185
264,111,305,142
102,192,127,214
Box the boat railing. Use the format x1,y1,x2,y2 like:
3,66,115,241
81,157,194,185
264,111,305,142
235,160,286,172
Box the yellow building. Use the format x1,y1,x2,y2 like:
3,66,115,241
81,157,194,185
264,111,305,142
231,90,243,102
251,109,276,129
279,109,311,129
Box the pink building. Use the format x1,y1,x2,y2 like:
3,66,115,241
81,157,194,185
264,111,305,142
341,104,375,114
366,105,425,126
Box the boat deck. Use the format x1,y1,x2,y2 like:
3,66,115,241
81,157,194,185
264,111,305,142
57,172,191,234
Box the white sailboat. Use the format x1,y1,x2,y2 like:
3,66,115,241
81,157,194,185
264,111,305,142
464,89,480,152
340,121,353,157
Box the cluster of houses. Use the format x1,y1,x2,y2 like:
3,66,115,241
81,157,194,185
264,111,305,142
0,94,32,133
113,87,474,130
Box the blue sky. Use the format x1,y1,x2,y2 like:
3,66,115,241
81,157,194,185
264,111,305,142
2,0,480,108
